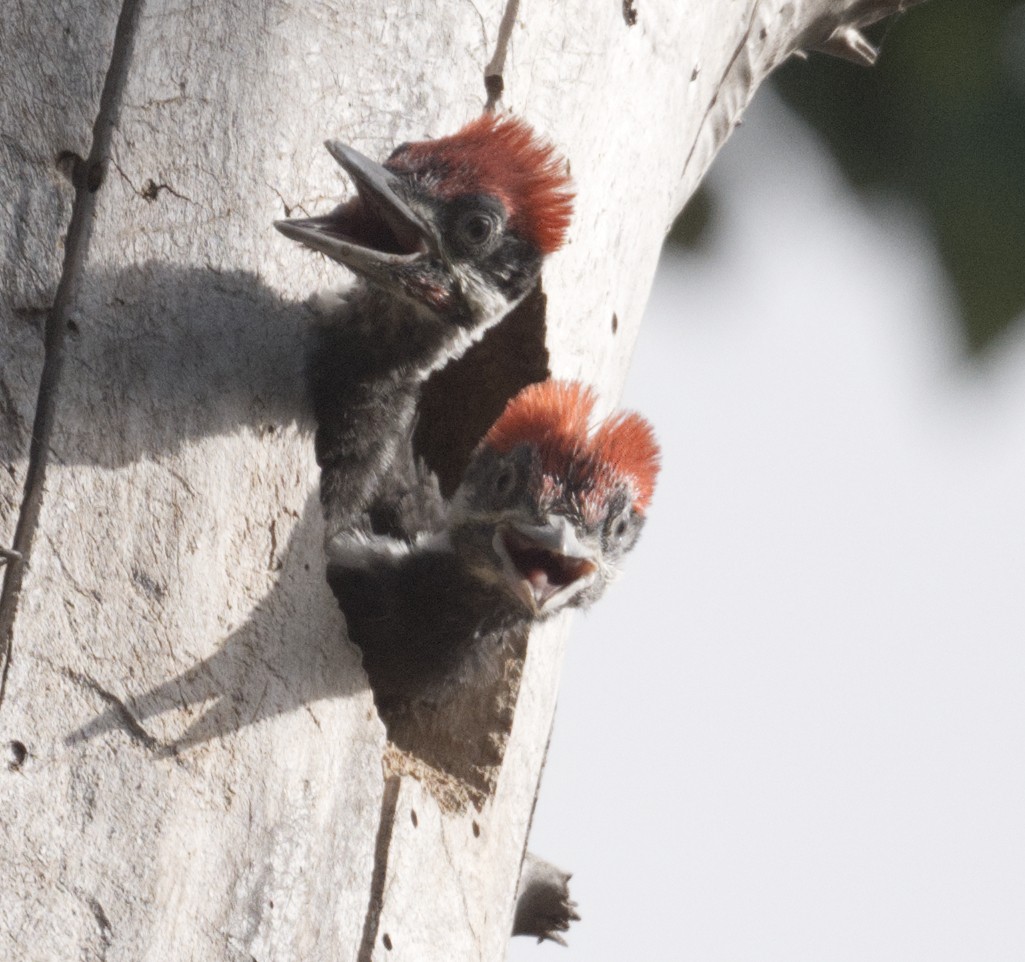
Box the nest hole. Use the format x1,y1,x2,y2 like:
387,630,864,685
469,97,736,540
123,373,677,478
355,286,550,810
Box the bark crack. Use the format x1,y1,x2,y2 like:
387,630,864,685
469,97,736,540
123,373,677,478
87,896,113,960
111,158,197,204
680,0,760,187
519,712,555,875
441,827,482,949
357,775,401,962
0,0,145,710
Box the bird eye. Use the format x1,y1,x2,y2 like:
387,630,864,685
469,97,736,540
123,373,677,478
493,465,515,497
612,516,629,540
456,210,499,248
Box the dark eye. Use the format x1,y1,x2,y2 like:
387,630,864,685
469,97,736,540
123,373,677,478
611,516,629,540
494,465,515,497
457,210,499,248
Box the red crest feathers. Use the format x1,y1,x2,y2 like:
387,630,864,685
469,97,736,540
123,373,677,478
387,114,574,254
484,380,595,455
484,380,661,516
592,412,660,514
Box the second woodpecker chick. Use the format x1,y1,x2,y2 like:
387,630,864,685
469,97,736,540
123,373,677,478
275,116,573,543
329,380,661,707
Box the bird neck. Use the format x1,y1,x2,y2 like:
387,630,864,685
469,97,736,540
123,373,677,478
336,284,479,380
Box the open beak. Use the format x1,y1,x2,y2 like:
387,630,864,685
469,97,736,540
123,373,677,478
493,517,599,615
274,140,439,282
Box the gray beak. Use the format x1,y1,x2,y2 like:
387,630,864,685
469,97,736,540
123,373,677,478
493,516,599,614
274,140,439,276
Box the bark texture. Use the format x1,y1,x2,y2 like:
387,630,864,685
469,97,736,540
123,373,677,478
0,0,920,959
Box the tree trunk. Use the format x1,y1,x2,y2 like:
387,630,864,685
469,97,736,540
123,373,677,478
0,1,921,959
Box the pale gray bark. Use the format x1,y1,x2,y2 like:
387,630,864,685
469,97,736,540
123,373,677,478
0,1,921,959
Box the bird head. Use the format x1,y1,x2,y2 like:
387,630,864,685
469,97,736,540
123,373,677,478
275,114,573,328
448,380,660,619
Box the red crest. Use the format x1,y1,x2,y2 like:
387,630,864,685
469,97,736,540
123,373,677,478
484,380,660,516
386,114,574,254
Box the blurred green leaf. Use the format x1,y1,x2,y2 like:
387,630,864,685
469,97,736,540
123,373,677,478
771,0,1025,354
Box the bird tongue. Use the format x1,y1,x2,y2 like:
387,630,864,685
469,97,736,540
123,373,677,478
501,531,597,607
524,567,554,605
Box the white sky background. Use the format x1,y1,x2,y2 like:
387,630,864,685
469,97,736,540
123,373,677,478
510,90,1025,962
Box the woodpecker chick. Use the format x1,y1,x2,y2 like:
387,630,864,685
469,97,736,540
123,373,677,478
275,116,573,541
451,380,659,617
329,380,660,706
